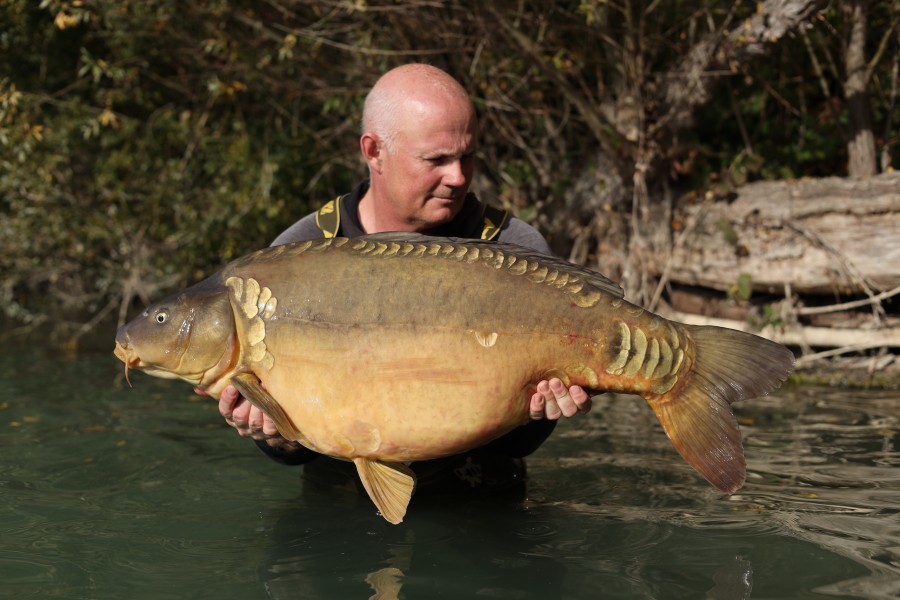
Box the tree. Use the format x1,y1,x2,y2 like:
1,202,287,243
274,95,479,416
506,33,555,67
844,0,878,176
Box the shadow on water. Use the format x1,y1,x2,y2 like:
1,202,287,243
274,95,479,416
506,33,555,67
1,344,898,599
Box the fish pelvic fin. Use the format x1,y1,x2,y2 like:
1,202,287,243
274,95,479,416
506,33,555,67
646,324,794,494
231,373,304,442
353,459,417,525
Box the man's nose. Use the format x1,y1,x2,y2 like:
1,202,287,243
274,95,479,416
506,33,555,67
442,160,468,187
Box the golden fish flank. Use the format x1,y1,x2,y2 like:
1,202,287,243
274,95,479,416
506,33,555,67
225,276,277,370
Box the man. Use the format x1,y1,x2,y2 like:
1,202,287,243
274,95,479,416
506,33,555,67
219,64,591,496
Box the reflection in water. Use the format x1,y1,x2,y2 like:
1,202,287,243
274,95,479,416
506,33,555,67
260,468,568,600
0,346,898,599
365,567,403,600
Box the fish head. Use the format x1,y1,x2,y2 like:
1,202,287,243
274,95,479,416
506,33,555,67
114,279,236,387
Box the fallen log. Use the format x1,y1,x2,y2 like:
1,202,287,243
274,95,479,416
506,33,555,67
660,308,900,350
663,173,900,296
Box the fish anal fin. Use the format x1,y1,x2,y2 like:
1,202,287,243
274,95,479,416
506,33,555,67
231,373,303,442
646,324,794,494
353,458,416,525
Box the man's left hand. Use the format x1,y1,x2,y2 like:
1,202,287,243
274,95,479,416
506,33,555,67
530,378,592,420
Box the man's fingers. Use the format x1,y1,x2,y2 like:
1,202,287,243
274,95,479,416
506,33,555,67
547,378,578,417
230,399,252,428
530,379,594,420
529,388,546,420
570,386,592,414
532,380,563,420
261,414,281,437
216,384,283,441
217,385,241,419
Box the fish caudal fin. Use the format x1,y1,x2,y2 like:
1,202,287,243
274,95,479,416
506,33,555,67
646,324,795,494
354,459,417,524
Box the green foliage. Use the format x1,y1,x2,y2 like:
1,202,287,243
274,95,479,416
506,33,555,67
726,273,754,305
1,0,359,328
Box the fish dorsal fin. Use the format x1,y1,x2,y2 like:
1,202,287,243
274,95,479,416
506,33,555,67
348,232,625,301
231,373,307,445
353,458,417,524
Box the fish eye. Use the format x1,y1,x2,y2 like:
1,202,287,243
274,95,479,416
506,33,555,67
155,310,169,324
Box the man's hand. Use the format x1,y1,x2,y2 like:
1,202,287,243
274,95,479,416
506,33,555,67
529,378,592,420
216,384,282,440
196,384,296,449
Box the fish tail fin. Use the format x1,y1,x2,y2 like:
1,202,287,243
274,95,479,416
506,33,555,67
646,324,794,493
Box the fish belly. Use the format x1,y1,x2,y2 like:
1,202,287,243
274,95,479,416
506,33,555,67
258,324,580,462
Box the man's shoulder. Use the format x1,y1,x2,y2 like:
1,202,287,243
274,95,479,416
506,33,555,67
497,216,553,255
270,212,323,247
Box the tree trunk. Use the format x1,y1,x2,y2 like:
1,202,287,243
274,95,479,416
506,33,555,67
843,0,878,178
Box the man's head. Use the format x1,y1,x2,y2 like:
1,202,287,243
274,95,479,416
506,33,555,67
359,64,478,233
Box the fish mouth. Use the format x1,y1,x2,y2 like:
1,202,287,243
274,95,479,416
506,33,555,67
113,339,205,386
114,339,140,387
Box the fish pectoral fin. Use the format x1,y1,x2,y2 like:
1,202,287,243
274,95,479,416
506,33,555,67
353,458,416,525
231,373,302,441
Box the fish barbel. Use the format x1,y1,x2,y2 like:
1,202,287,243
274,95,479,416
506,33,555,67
114,233,795,523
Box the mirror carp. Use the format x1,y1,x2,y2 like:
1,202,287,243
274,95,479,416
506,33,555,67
114,232,795,524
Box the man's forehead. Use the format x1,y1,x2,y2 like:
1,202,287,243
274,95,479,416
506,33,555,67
400,103,475,139
406,128,477,157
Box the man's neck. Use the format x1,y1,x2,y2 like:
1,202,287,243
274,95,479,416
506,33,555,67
357,187,421,234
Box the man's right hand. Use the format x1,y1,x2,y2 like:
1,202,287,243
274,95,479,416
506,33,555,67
216,384,282,441
202,384,302,452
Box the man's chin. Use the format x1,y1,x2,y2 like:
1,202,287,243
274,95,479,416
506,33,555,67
421,200,462,227
430,195,465,210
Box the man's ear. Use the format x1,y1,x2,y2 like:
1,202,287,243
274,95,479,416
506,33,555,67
360,133,383,174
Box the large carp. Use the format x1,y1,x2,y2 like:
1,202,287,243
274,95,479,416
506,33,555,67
114,233,794,523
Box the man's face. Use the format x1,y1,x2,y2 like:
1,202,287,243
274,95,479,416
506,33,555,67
378,100,477,230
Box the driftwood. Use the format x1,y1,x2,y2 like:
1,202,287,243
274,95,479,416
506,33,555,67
645,173,900,380
663,173,900,295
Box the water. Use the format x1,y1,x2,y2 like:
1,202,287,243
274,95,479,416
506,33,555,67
1,344,898,599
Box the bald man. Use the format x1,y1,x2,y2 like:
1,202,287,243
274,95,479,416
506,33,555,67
218,64,591,497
